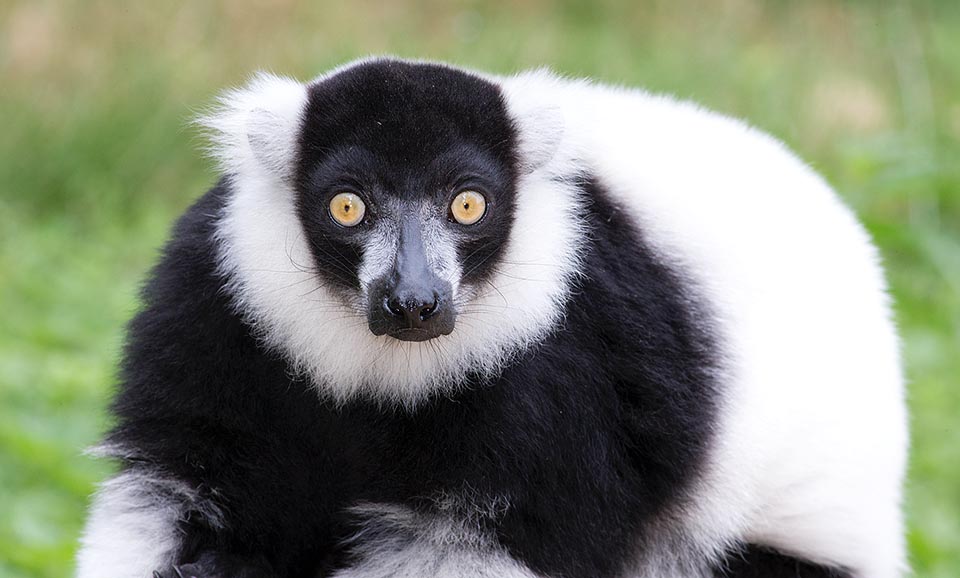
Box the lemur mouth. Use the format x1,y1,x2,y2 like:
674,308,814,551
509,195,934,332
387,327,451,342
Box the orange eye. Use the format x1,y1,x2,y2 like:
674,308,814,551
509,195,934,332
450,190,486,225
329,192,365,227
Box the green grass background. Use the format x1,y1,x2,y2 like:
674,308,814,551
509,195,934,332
1,0,957,576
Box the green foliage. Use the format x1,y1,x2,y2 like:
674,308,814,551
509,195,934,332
1,1,957,576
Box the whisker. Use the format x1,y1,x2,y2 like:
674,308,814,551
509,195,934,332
460,243,502,280
496,260,566,269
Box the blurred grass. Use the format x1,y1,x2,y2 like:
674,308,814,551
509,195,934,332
1,0,958,576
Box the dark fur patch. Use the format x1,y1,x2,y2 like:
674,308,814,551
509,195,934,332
713,544,851,578
484,178,722,577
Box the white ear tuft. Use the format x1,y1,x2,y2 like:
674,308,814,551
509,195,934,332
197,72,308,182
498,69,570,175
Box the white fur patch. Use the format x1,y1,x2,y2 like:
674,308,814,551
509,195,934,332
496,70,908,577
197,72,307,182
333,502,538,578
211,67,586,408
75,469,224,578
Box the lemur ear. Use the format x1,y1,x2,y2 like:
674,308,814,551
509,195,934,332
199,72,307,183
498,69,567,175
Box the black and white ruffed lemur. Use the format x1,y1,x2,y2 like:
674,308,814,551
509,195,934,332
76,58,908,578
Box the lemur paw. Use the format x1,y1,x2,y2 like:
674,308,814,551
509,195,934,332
154,552,276,578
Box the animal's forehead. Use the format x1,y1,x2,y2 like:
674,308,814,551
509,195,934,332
307,145,509,203
299,60,516,164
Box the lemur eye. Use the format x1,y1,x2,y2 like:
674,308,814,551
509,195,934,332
450,190,486,225
329,192,366,227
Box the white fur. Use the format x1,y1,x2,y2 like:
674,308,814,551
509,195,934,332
497,71,908,577
333,502,539,578
198,72,307,182
76,469,225,578
211,70,586,407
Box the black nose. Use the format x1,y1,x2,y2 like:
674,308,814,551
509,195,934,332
369,282,456,342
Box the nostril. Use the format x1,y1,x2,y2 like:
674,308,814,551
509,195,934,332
419,295,441,321
420,304,433,320
384,297,405,318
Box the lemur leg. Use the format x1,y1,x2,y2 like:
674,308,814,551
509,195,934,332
152,552,275,578
76,468,271,578
330,503,537,578
77,470,191,578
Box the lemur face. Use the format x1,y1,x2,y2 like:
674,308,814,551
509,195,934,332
293,61,519,342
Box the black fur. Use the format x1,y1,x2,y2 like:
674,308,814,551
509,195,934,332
713,544,851,578
102,60,827,578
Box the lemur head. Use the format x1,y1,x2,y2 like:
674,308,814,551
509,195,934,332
295,61,518,343
205,58,584,405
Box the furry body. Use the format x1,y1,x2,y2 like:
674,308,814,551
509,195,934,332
77,59,907,578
